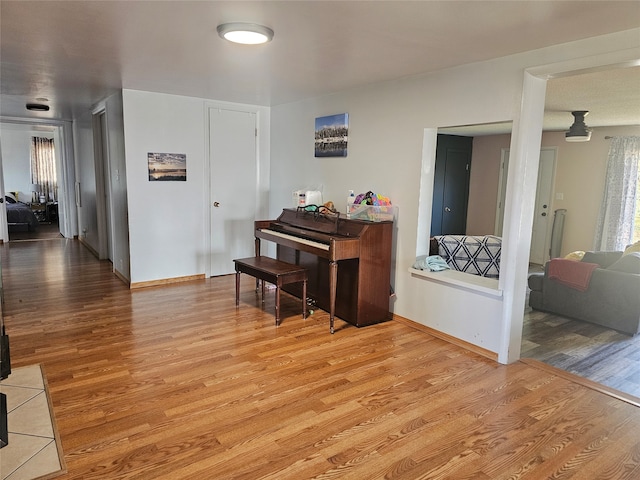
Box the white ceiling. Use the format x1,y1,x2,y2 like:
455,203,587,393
1,1,639,132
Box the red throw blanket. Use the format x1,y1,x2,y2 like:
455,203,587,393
547,259,599,292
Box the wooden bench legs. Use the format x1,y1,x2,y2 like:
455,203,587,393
234,257,307,326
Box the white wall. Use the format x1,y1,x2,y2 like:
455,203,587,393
467,133,512,235
270,29,640,361
123,90,206,284
270,59,519,354
122,90,270,284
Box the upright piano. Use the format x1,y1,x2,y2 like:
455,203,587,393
255,208,394,333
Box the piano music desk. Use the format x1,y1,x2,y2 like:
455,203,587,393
234,257,308,327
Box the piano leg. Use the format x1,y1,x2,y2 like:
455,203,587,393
254,237,261,291
302,278,307,319
235,270,240,307
275,285,280,325
329,260,338,334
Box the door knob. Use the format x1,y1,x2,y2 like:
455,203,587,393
444,206,451,212
213,202,220,207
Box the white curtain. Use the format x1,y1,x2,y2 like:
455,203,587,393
593,136,640,251
30,137,58,202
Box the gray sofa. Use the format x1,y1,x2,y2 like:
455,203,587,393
528,251,640,335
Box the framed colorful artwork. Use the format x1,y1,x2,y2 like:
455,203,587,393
314,113,348,157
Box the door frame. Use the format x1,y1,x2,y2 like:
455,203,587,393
91,107,114,262
0,117,77,242
494,147,556,259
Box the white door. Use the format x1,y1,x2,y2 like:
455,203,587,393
529,148,556,264
209,108,257,276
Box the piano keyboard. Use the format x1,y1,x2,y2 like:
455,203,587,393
260,228,330,251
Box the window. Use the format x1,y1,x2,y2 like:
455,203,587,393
30,137,57,202
593,136,640,251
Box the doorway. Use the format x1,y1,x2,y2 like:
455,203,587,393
529,149,556,264
92,110,113,262
496,147,556,263
0,122,65,242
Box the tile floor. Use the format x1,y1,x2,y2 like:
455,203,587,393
0,365,63,480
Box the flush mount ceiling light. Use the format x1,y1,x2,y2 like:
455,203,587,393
26,103,50,112
565,110,592,142
217,22,274,45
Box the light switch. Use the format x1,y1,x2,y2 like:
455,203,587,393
555,192,564,200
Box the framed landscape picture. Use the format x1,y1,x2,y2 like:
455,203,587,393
315,113,348,157
148,152,187,181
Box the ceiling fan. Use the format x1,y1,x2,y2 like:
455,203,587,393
565,110,592,142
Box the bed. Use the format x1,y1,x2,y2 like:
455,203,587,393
6,194,39,231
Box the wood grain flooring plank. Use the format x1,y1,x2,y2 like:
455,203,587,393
566,423,640,480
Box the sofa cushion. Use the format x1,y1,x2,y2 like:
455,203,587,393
436,235,501,278
607,252,640,274
581,251,623,269
564,251,585,261
624,241,640,255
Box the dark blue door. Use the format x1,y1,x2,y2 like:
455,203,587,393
431,134,472,235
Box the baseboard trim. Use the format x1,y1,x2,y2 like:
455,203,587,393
114,269,130,287
78,237,99,259
130,274,206,289
520,358,640,408
392,314,499,361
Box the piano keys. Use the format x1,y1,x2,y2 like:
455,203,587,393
257,228,330,252
255,208,394,333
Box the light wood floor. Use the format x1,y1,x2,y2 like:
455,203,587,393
3,238,640,479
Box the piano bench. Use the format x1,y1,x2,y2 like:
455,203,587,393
233,256,307,326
